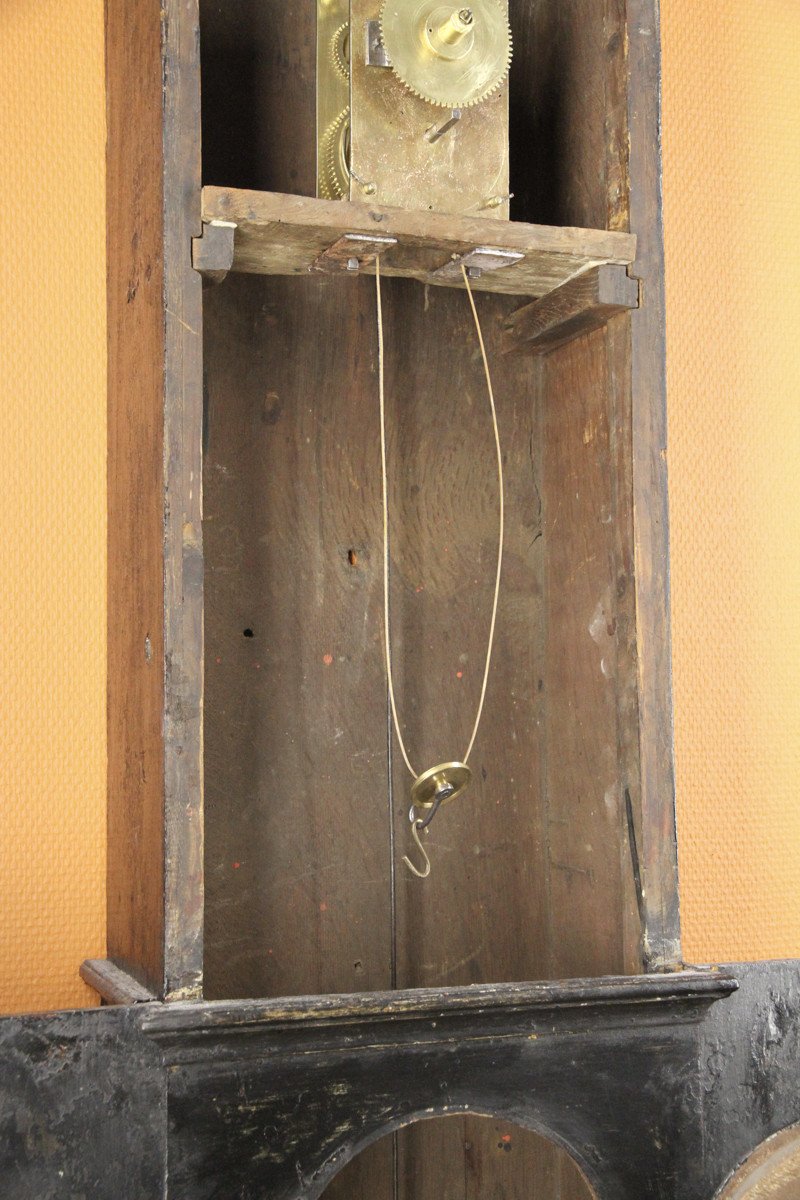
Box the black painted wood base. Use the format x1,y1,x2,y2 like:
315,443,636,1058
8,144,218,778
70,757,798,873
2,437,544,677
1,963,799,1198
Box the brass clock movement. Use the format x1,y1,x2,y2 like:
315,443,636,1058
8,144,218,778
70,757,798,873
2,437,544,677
317,0,512,216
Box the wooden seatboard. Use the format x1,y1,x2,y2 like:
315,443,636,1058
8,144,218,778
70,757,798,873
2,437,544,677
201,185,636,298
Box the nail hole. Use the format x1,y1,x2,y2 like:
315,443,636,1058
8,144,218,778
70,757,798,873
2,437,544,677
243,628,254,638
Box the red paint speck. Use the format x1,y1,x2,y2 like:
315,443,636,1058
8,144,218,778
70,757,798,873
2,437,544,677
233,861,240,869
323,653,334,666
215,656,222,664
501,1134,512,1144
320,901,328,912
456,671,463,679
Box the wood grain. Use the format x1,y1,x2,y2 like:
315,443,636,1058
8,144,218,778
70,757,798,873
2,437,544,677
162,0,205,1002
106,0,204,999
383,276,552,1200
508,0,629,232
200,2,394,1192
106,0,167,996
540,326,640,982
626,0,683,969
202,272,393,1004
201,185,637,297
502,264,639,355
80,959,156,1005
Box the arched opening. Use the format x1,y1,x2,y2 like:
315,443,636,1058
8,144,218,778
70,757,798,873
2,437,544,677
320,1112,598,1199
715,1123,800,1199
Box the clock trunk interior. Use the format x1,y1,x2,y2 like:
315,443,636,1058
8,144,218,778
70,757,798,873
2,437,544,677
198,0,657,1004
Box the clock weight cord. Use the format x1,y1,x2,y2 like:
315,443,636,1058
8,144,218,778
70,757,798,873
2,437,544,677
375,256,505,878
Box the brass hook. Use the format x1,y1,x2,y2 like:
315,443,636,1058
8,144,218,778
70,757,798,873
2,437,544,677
403,819,432,879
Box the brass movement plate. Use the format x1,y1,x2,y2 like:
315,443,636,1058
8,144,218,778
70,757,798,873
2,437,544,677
350,0,510,216
318,0,511,216
317,0,351,199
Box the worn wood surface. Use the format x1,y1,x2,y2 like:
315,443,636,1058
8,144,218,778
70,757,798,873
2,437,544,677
503,264,639,355
625,0,682,970
106,0,168,997
508,0,629,233
201,186,636,297
540,325,641,984
106,0,204,1000
152,966,746,1200
715,1125,800,1200
161,0,205,1003
80,958,157,1005
192,219,236,285
5,964,800,1200
203,271,393,1004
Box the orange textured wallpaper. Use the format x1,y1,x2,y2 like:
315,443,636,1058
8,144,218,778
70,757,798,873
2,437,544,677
663,0,800,962
0,0,106,1012
0,1,798,1013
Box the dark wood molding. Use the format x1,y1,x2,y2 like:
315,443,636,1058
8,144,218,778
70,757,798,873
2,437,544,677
140,969,737,1045
3,963,800,1198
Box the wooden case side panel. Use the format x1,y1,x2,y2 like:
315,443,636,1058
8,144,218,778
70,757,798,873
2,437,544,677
512,0,680,971
106,0,167,994
106,0,204,998
540,322,641,983
162,0,205,1001
626,0,681,968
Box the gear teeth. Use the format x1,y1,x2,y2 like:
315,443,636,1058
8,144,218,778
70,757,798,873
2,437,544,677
379,0,512,109
329,22,350,82
320,107,350,200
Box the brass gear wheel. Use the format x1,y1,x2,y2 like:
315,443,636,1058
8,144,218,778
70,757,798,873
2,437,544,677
329,21,350,82
319,107,351,200
379,0,511,108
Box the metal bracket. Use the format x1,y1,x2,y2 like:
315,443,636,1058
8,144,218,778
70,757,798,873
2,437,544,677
431,246,525,282
424,109,462,143
312,232,399,274
191,219,237,286
365,19,392,67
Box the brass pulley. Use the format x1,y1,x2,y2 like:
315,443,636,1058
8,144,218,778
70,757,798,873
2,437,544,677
410,762,472,813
